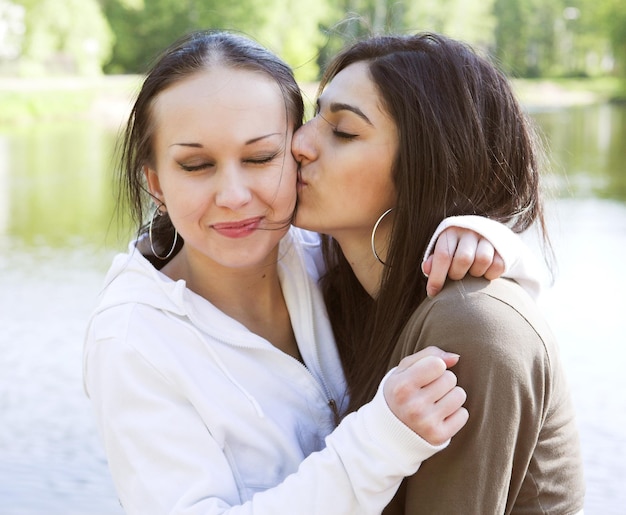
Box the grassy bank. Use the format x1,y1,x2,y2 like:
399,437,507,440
0,75,141,125
0,74,624,125
511,76,626,109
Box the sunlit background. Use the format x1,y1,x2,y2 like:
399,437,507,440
1,1,625,514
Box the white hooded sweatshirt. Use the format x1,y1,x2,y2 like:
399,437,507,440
84,221,540,515
84,227,451,515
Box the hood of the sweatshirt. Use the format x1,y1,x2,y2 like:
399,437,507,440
90,230,308,346
96,240,189,317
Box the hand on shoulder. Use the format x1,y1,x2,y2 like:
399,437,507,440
383,346,468,446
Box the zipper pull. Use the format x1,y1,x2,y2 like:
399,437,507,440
329,399,340,427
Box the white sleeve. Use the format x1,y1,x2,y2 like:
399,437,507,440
245,371,447,514
85,323,445,515
423,215,543,299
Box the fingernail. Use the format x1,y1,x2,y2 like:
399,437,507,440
445,352,460,359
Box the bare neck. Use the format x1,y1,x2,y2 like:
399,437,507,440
161,248,300,359
334,232,385,299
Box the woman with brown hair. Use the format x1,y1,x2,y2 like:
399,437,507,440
294,32,585,513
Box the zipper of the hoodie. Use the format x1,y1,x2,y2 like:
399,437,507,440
212,333,340,426
328,398,340,427
288,238,342,427
290,352,341,427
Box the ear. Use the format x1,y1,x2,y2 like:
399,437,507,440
144,166,163,204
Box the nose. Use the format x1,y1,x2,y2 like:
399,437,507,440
215,165,252,209
292,119,318,165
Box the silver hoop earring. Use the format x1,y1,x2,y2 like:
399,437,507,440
371,208,394,266
149,204,178,260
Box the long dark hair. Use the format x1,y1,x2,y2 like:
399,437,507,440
320,33,550,412
116,30,304,259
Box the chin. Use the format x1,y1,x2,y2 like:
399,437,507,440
294,200,327,231
293,211,314,232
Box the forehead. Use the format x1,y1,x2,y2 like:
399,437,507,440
151,66,288,141
321,61,382,111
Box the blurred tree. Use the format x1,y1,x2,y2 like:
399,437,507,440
98,0,201,74
554,2,606,77
96,0,623,81
99,0,332,81
315,0,379,75
316,0,497,76
493,0,621,78
404,0,496,50
246,0,333,82
524,0,562,76
0,0,25,61
17,0,113,75
600,0,626,76
494,0,540,76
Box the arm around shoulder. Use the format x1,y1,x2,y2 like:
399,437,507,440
424,215,544,299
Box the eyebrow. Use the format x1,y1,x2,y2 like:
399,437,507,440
170,133,281,148
318,99,373,126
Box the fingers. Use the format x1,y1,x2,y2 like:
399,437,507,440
425,227,506,297
425,229,460,297
384,358,469,446
393,355,447,390
421,255,433,277
467,237,496,277
439,406,470,444
448,230,480,280
417,385,469,446
395,346,460,372
430,381,466,416
484,252,506,280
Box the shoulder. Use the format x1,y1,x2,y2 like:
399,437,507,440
401,277,556,367
88,301,167,343
418,277,546,333
86,303,178,369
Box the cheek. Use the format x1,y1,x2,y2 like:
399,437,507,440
264,165,298,212
160,177,211,219
348,162,395,212
169,195,209,224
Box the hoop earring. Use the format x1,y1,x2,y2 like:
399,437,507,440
371,208,394,266
149,204,178,260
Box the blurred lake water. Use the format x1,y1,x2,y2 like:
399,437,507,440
0,101,625,514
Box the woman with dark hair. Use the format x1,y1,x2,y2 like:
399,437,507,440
293,32,585,514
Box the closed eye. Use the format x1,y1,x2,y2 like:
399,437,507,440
179,162,213,172
332,129,357,140
245,151,280,165
314,112,357,140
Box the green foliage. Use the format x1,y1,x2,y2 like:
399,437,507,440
99,0,332,80
252,0,333,82
0,89,94,121
16,0,114,76
601,0,626,76
5,0,625,79
404,0,496,48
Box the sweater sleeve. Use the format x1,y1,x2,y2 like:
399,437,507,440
84,308,446,515
386,279,552,514
423,215,544,299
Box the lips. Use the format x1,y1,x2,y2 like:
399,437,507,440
297,167,309,188
211,217,262,238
